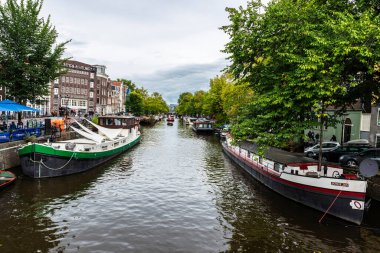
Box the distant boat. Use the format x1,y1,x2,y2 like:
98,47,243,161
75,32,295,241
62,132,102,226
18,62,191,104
19,116,141,178
167,115,174,126
191,119,214,133
0,170,16,189
186,117,197,125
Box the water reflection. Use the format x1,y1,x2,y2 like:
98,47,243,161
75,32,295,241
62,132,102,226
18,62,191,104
0,153,132,253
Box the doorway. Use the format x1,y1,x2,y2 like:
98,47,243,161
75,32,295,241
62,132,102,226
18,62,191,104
344,118,352,143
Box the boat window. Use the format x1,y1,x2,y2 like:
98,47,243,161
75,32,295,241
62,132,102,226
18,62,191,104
274,163,280,172
259,157,263,164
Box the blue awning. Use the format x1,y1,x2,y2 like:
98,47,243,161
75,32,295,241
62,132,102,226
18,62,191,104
0,100,40,112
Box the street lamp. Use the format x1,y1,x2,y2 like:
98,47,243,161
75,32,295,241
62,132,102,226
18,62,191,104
65,95,69,117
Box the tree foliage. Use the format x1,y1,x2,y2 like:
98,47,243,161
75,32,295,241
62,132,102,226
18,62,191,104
222,0,380,148
128,91,144,116
176,92,194,116
0,0,69,104
202,75,228,124
175,75,254,127
144,92,169,115
124,83,169,116
221,82,254,122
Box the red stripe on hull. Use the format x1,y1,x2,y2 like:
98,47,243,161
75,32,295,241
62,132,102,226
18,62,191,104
226,147,365,199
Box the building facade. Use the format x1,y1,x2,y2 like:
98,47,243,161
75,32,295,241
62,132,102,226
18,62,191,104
50,60,97,116
93,65,112,115
369,105,380,147
110,81,127,114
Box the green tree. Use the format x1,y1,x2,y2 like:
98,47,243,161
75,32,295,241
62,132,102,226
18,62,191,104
134,87,149,99
128,91,144,116
0,0,69,107
193,90,206,116
144,92,169,115
222,0,380,151
202,75,228,124
176,92,194,116
221,81,254,123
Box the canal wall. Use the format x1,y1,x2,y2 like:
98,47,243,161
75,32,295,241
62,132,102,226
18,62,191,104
0,131,76,170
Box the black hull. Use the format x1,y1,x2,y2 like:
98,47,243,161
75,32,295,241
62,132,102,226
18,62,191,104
191,127,214,133
222,144,365,224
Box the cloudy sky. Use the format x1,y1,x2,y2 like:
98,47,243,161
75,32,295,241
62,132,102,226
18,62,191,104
41,0,253,104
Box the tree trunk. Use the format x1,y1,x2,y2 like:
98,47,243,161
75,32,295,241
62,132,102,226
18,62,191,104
318,107,325,171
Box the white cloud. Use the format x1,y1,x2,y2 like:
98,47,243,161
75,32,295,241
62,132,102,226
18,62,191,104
40,0,255,103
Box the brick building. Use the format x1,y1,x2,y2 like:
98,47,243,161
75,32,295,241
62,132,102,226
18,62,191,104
93,65,112,115
6,60,128,117
50,60,97,116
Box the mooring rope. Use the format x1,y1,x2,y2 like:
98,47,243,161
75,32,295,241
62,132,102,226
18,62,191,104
318,190,343,223
30,152,76,171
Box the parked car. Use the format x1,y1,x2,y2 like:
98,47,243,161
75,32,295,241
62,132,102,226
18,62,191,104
339,148,380,167
316,145,371,163
304,142,340,158
345,139,370,145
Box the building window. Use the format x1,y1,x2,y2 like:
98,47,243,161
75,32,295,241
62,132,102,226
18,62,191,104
90,82,94,88
70,77,73,83
377,108,380,126
61,76,65,82
90,73,95,79
90,92,94,98
79,100,86,107
54,88,59,95
54,78,59,84
81,79,84,85
61,98,70,106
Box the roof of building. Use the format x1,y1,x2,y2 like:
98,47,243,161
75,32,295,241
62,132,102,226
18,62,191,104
111,81,122,87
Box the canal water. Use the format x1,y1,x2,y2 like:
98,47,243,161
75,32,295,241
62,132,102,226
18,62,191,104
1,120,380,252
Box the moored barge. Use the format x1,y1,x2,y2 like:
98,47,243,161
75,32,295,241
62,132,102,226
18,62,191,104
222,137,368,225
191,119,214,133
19,116,141,178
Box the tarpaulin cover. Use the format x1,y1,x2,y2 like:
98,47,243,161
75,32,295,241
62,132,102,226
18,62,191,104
0,100,39,112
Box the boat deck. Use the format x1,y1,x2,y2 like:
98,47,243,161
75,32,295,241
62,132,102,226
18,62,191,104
239,141,319,165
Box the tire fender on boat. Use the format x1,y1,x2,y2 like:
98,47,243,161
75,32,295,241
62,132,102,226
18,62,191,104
332,170,340,178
